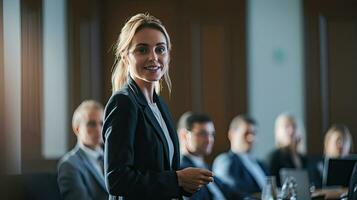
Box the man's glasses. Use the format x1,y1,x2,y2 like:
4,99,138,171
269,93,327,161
187,130,215,137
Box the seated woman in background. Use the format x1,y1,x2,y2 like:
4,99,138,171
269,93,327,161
267,113,307,186
309,124,353,188
324,124,353,158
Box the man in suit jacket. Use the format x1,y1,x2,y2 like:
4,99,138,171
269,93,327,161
212,115,268,198
177,112,241,200
57,100,108,200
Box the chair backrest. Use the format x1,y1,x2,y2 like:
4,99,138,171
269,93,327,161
22,173,61,200
0,173,61,200
348,163,357,200
0,174,26,199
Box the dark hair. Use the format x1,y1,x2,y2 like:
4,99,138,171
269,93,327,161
229,114,256,131
178,112,212,131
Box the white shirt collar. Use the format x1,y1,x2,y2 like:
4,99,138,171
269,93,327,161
237,152,254,160
78,142,103,160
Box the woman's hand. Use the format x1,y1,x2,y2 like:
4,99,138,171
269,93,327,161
176,167,214,194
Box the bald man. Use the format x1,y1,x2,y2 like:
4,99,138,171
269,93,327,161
57,100,108,200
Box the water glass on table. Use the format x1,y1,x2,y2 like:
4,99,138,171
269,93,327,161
261,176,278,200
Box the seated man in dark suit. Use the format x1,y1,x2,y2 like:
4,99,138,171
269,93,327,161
57,100,108,200
177,112,240,200
212,115,268,198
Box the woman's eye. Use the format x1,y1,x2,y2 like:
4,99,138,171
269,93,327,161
135,47,148,54
156,46,167,54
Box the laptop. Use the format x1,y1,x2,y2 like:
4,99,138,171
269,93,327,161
280,168,311,200
322,157,357,188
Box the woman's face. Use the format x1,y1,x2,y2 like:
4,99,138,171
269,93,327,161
325,131,350,158
276,118,297,147
126,27,169,86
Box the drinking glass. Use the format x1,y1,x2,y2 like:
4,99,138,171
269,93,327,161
261,176,278,200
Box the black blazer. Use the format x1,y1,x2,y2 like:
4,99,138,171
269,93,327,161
57,145,108,200
267,147,307,186
102,78,182,200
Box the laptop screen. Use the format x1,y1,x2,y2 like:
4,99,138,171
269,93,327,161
323,157,357,187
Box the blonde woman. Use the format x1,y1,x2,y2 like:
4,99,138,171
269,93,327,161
267,113,307,186
102,13,213,200
309,124,353,188
324,124,353,158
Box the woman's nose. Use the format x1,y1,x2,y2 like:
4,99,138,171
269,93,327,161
148,49,158,61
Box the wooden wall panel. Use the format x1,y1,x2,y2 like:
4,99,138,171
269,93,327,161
20,0,46,172
305,1,323,155
68,0,104,148
178,1,246,162
305,0,357,154
0,0,5,174
201,25,230,160
328,21,357,141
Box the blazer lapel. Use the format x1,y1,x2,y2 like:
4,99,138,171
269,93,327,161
232,151,260,188
181,155,195,167
127,78,170,168
155,95,180,169
143,106,170,165
77,148,106,190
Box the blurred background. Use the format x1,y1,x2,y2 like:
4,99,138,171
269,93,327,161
0,0,356,174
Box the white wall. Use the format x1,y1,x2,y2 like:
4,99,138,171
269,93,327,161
3,0,21,174
247,0,305,160
42,0,68,158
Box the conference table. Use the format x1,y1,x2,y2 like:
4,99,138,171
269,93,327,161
312,187,348,200
251,187,348,200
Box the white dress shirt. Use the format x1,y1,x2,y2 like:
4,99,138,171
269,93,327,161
79,142,104,177
149,102,174,167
